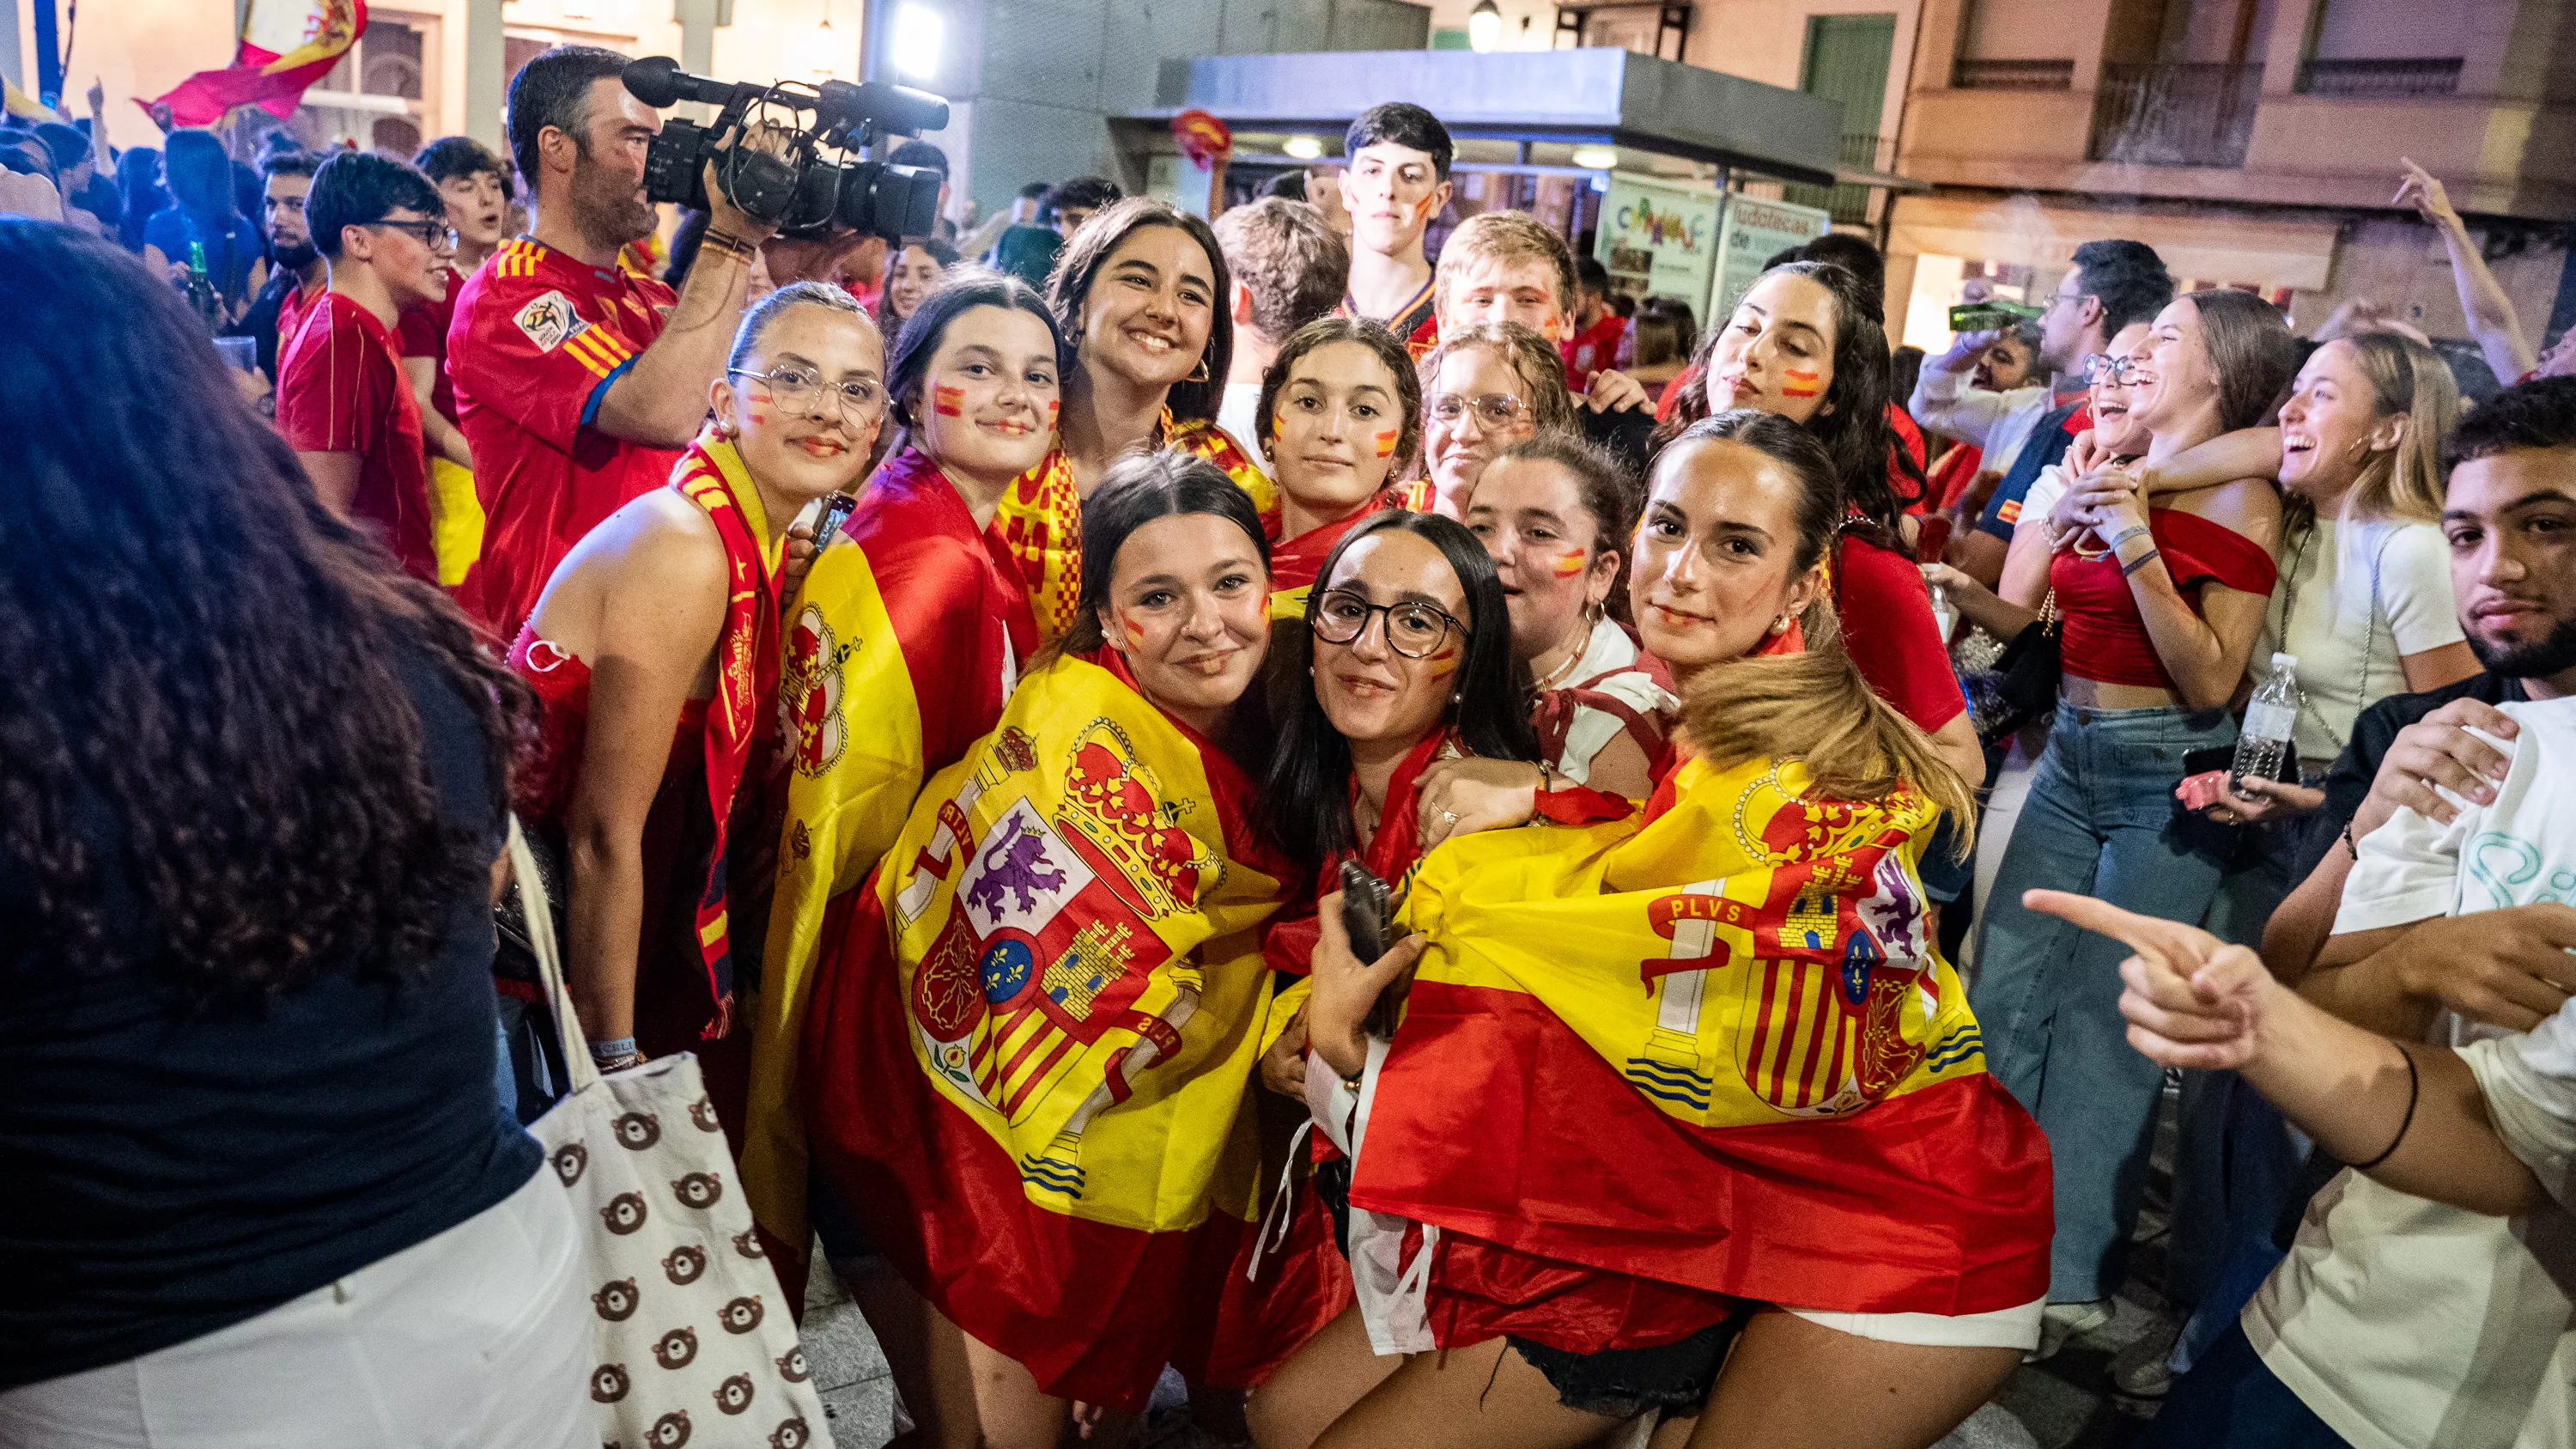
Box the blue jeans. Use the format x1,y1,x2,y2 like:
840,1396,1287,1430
1969,701,2239,1301
2142,1321,2355,1449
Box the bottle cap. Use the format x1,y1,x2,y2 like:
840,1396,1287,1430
2272,652,2296,671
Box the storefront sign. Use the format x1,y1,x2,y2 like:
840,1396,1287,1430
1594,174,1721,307
1708,193,1832,327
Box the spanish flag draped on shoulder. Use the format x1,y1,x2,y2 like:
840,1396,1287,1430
799,647,1299,1409
1351,753,2051,1342
989,415,1275,638
742,447,1036,1257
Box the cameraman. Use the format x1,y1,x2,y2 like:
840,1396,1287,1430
447,44,856,637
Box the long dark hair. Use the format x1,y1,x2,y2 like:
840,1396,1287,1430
886,265,1063,434
1040,449,1273,665
1264,510,1537,874
1045,197,1233,423
1656,260,1923,541
2178,288,2299,435
0,222,529,1005
877,236,959,335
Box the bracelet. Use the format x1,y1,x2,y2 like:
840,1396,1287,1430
2119,546,2163,577
587,1035,639,1062
2102,524,2151,553
1535,758,1557,794
2348,1044,2420,1172
2342,819,2360,857
700,228,759,264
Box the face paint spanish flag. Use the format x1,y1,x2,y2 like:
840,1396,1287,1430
1349,755,2051,1333
991,414,1280,639
742,447,1038,1260
800,649,1310,1409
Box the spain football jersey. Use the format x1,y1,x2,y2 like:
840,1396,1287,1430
447,236,681,637
278,294,438,583
1337,275,1439,361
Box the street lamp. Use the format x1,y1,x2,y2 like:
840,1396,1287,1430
1468,0,1504,53
807,0,841,79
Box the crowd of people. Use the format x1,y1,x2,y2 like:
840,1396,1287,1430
7,45,2576,1449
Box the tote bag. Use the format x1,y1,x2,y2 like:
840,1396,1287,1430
510,819,836,1449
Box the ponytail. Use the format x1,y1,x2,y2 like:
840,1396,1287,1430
1675,615,1975,857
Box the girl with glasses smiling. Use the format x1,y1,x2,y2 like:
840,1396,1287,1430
506,282,885,1141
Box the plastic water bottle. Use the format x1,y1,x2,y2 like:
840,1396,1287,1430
2233,652,2300,788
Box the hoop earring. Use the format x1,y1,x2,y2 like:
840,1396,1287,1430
1187,351,1212,384
1769,615,1790,636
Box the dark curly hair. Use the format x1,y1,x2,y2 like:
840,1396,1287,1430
1656,260,1924,544
0,222,529,1007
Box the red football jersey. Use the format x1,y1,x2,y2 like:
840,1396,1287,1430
447,236,681,637
277,294,438,582
1560,313,1627,393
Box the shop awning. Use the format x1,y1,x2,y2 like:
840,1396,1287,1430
1887,193,2338,290
1132,47,1859,188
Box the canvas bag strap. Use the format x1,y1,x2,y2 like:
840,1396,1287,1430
508,814,602,1095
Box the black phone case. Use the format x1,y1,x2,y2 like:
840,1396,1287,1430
1338,859,1393,962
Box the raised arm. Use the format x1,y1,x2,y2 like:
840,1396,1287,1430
1908,329,2013,450
2397,158,2537,383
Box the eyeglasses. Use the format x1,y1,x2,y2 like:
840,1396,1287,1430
1426,392,1530,429
1310,588,1463,660
369,219,457,253
2082,353,2147,385
730,366,884,418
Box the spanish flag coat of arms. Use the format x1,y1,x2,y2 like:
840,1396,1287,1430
800,650,1301,1408
1351,755,2052,1337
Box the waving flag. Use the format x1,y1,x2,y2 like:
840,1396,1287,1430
1352,754,2050,1339
801,650,1312,1409
149,0,367,127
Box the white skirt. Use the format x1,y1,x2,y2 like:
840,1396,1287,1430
1,1166,591,1449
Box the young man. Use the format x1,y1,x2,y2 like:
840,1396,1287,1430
2050,377,2576,1449
397,135,509,586
961,179,1049,272
1334,101,1452,358
1431,209,1657,472
227,150,324,384
1044,174,1122,240
1926,237,2173,586
446,44,843,638
1560,254,1625,393
1210,196,1349,469
276,150,451,582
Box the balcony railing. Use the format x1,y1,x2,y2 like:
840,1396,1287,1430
1953,58,2075,90
2297,56,2464,98
1783,132,1889,226
2090,62,2263,167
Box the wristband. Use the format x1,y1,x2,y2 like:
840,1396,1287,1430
2119,546,2162,578
700,228,759,264
588,1035,639,1062
2348,1044,2420,1172
2103,524,2151,553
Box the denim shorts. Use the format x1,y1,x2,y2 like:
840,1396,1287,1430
1509,1320,1746,1419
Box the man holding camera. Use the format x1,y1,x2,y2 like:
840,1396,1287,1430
447,45,854,637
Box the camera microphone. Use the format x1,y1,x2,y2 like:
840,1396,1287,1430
621,56,740,110
812,80,951,138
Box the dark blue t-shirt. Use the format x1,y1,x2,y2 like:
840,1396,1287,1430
0,642,542,1387
143,204,262,304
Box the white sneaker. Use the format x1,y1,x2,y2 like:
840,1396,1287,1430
2024,1299,2116,1364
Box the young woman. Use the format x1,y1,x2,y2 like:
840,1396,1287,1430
1661,263,1983,791
1257,315,1424,614
1970,288,2296,1338
802,454,1299,1449
1410,320,1576,518
996,197,1268,636
142,127,261,311
750,268,1060,1279
1465,434,1669,798
0,223,587,1446
877,235,960,337
510,282,884,1135
1258,411,2050,1449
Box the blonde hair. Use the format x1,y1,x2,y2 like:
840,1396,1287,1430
1419,320,1576,436
1676,612,1977,859
2338,331,2459,525
1435,210,1577,320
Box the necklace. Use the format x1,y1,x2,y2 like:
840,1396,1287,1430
1534,615,1595,691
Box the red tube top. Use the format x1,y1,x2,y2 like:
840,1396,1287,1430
2051,508,2277,692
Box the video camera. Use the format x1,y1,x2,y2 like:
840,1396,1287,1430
620,56,951,241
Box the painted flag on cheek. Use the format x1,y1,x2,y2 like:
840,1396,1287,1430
1348,754,2052,1344
933,381,967,417
1550,549,1589,579
800,649,1322,1409
1781,369,1824,399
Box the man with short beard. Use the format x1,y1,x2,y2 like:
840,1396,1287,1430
227,149,322,383
446,44,856,638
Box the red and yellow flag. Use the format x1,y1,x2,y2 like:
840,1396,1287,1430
744,448,1036,1255
800,649,1303,1408
988,416,1274,639
149,0,366,126
1352,755,2051,1338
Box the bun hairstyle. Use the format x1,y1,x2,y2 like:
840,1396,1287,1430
1660,411,1973,851
1255,315,1425,478
727,278,874,374
1045,196,1234,424
1487,432,1640,624
1263,510,1537,874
